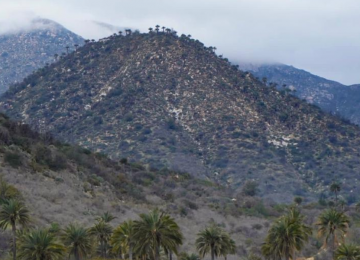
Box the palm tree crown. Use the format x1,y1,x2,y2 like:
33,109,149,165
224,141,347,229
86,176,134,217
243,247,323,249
61,223,92,260
89,220,113,258
96,211,116,223
335,244,360,260
0,199,30,260
316,208,349,259
133,209,183,260
111,220,135,260
196,224,235,260
17,229,65,260
261,208,312,260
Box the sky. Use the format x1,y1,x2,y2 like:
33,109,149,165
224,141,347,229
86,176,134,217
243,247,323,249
0,0,360,85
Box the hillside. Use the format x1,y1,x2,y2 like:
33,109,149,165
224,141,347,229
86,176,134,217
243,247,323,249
2,30,360,202
0,112,277,257
0,18,83,93
240,63,360,125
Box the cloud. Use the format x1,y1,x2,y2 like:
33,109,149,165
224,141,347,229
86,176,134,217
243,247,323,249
0,0,359,84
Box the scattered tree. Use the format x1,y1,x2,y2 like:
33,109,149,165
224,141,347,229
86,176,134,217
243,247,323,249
316,208,349,259
133,209,183,260
61,223,92,260
0,199,30,260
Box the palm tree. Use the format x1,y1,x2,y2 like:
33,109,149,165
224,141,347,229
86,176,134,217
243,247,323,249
119,31,123,36
74,44,79,51
330,182,341,202
96,211,116,223
61,223,92,260
179,252,200,260
162,26,166,33
17,229,65,260
133,209,183,260
155,25,160,33
316,208,349,259
0,199,30,260
89,220,113,258
111,220,135,260
149,27,154,33
261,208,311,260
335,244,360,260
196,224,234,260
220,234,236,260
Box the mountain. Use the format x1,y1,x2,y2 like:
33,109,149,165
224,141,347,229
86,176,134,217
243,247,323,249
2,31,360,203
240,63,360,125
0,18,84,94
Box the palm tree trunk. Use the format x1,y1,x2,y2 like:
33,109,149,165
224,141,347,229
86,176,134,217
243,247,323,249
129,244,133,260
155,245,160,260
12,223,16,260
100,239,105,258
74,248,80,260
285,248,290,260
211,246,215,260
169,251,173,260
333,234,336,260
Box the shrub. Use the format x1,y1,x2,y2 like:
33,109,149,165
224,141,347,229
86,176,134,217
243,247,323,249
4,151,22,168
167,119,177,130
242,180,259,196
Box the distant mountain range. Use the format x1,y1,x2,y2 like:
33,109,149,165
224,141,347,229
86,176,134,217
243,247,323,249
239,63,360,125
0,18,84,93
3,31,360,203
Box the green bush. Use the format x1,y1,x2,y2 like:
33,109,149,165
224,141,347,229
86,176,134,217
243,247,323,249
4,151,22,168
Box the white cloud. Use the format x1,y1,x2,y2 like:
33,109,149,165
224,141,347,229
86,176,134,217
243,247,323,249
0,0,359,84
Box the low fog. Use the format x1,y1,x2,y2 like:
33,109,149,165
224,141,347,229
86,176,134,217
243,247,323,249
0,0,359,85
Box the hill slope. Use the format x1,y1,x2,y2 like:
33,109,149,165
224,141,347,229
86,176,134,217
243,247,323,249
0,18,83,93
240,63,360,125
2,31,360,202
1,112,271,257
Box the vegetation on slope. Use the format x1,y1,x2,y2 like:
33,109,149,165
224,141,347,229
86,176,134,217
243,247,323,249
1,176,360,260
2,27,360,202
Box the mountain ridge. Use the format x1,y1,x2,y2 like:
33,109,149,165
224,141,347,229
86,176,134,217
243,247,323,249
240,63,360,125
0,18,84,93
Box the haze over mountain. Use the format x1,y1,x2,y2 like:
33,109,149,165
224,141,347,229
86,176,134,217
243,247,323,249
0,18,83,93
2,0,360,85
2,30,360,204
240,63,360,125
